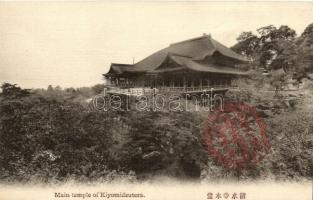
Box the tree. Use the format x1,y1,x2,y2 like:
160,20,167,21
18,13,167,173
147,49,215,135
0,83,31,98
91,84,105,95
232,25,297,70
293,25,313,78
270,40,298,71
232,32,259,59
301,23,313,37
0,83,119,182
257,25,296,68
257,25,296,42
120,111,206,179
47,85,53,92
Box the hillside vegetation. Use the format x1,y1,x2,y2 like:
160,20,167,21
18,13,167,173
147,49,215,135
0,81,312,183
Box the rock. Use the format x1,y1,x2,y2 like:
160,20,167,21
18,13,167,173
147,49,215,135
269,101,275,108
142,151,161,160
257,103,271,110
273,100,288,109
288,94,297,98
257,109,271,118
288,98,297,108
283,100,290,108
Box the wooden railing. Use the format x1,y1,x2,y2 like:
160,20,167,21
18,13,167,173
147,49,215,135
106,85,237,95
107,87,155,96
158,85,237,91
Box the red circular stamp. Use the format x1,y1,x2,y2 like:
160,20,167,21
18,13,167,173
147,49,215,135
203,102,271,171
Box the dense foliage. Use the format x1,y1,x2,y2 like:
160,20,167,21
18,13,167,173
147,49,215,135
232,23,313,80
0,83,207,183
0,83,312,183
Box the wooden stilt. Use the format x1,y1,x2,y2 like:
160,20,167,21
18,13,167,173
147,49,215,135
191,79,194,90
162,78,164,89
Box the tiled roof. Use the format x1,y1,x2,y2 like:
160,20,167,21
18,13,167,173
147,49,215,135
105,34,248,76
152,55,248,75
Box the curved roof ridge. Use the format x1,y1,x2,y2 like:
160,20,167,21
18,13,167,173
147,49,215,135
209,37,248,62
191,37,216,60
111,63,133,67
170,34,211,46
168,52,193,58
153,53,192,71
184,59,248,75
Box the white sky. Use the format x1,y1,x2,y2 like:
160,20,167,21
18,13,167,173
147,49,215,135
0,2,313,89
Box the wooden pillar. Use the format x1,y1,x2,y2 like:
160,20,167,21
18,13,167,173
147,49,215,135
200,78,203,90
162,78,164,88
207,75,210,88
183,76,186,91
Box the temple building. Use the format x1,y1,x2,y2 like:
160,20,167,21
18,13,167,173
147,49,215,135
104,34,248,94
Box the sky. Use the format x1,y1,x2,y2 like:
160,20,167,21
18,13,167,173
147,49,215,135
0,2,313,89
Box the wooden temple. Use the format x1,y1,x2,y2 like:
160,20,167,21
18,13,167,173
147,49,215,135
104,34,248,94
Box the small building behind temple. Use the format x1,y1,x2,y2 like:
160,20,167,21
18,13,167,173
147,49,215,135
104,34,248,93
